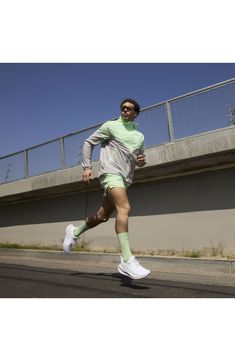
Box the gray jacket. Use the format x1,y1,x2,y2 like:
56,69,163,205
82,116,145,183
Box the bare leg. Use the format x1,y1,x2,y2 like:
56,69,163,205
85,193,116,229
105,187,133,262
79,187,132,261
106,187,131,233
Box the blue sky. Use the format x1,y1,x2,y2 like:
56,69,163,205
0,63,235,157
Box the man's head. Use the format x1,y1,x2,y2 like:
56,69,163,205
120,98,140,121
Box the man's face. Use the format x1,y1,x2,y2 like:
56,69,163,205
121,102,137,121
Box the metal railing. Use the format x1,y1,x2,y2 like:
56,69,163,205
1,77,235,185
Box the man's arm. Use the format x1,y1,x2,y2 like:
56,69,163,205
81,122,111,183
136,154,146,167
136,138,146,168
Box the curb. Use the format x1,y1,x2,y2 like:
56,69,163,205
0,248,235,277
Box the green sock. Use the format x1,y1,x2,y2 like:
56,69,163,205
73,222,90,237
117,232,133,262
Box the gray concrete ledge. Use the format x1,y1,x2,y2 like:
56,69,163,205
2,126,235,206
1,248,235,277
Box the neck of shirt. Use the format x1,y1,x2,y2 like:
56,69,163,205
118,116,136,129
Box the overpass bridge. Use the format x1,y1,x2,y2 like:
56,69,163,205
1,78,235,256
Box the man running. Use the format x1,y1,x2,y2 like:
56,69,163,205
63,98,151,279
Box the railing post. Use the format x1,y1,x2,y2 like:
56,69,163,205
60,137,65,169
165,101,175,141
24,150,29,178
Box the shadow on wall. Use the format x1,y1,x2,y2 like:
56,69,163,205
1,167,235,227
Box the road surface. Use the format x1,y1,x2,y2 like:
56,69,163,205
1,262,235,298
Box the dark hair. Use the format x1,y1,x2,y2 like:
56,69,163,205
120,98,141,115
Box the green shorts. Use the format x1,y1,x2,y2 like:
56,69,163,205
99,173,130,195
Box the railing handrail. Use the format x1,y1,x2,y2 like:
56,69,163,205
140,77,235,112
1,77,235,161
0,122,108,160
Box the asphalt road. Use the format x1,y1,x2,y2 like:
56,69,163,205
1,262,235,298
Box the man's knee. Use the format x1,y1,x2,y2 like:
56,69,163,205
117,204,131,216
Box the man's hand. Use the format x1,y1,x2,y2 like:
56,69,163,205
136,154,146,167
82,168,94,184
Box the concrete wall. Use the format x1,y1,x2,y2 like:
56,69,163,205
1,127,235,256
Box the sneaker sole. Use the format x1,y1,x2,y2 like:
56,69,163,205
118,266,151,280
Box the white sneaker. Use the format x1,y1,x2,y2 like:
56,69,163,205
63,224,78,254
118,256,151,279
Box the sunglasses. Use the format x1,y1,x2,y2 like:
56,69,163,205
121,106,135,112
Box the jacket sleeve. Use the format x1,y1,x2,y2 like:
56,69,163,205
139,137,145,155
81,122,111,169
134,136,145,166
